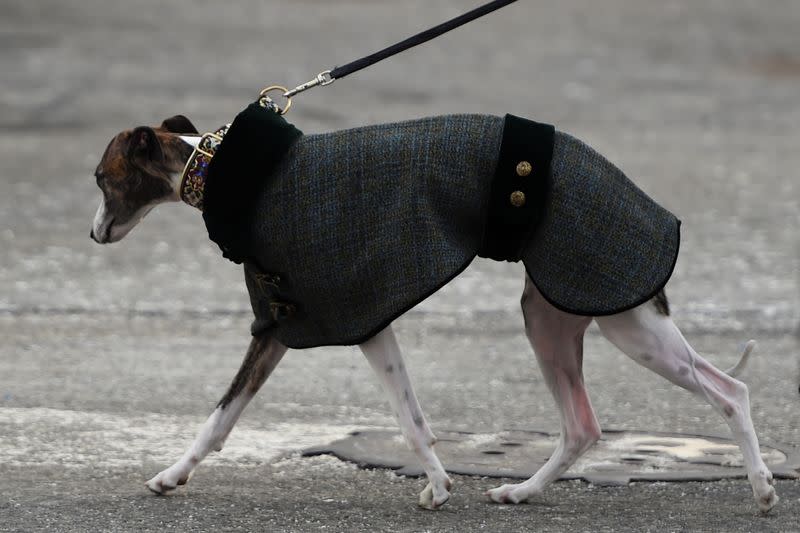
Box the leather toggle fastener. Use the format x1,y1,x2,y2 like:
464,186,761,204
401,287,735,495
270,302,296,321
253,272,281,290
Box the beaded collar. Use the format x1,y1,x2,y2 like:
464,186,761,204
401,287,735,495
178,124,230,211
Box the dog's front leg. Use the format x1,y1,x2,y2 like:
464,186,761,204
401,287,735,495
359,326,452,510
146,334,287,494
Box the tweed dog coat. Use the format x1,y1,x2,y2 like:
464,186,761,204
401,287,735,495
201,103,680,349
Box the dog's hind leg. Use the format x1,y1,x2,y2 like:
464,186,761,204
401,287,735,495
488,277,600,504
595,301,778,513
359,326,452,510
146,334,287,494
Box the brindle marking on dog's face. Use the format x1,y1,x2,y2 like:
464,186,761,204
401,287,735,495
91,121,194,243
95,131,169,223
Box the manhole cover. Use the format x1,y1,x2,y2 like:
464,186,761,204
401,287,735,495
303,429,800,485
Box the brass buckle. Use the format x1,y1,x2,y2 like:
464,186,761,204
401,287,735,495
195,131,224,159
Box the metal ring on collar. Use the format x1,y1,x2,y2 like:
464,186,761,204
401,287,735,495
259,85,292,115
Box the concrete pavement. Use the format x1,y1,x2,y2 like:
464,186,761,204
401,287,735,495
1,0,799,531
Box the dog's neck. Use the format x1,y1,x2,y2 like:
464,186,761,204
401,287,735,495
174,126,230,211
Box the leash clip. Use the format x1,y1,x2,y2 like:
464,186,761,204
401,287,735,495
258,70,333,114
283,70,334,99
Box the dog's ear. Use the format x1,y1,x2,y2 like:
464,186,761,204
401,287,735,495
128,126,164,168
160,115,198,134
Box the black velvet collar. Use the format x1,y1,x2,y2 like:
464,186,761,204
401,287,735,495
203,102,303,264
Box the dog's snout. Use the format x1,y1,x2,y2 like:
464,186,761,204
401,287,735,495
90,228,97,242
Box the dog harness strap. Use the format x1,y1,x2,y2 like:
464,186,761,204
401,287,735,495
479,114,554,262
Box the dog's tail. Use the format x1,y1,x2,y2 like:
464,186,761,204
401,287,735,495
724,339,756,378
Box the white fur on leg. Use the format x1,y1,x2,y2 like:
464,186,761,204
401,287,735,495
595,303,778,513
486,429,599,504
488,278,599,504
147,337,288,494
359,325,452,509
146,394,249,494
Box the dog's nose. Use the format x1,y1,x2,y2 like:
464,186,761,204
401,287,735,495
90,228,98,243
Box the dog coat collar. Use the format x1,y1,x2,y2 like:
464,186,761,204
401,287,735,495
202,102,304,263
178,124,230,211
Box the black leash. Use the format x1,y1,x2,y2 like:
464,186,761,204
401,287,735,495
265,0,518,109
329,0,518,82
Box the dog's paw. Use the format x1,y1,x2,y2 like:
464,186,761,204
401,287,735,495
486,483,531,504
755,473,779,514
751,470,779,513
757,486,779,514
418,478,452,510
146,467,190,495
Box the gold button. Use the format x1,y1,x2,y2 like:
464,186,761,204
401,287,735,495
510,190,526,207
516,161,532,177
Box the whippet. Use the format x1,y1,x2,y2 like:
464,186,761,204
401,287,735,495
89,115,777,512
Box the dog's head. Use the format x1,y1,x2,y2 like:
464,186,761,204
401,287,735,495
90,115,198,243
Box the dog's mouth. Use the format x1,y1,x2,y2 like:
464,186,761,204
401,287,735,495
90,217,115,244
103,217,115,242
91,198,161,245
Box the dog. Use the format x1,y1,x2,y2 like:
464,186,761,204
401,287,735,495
90,114,778,512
